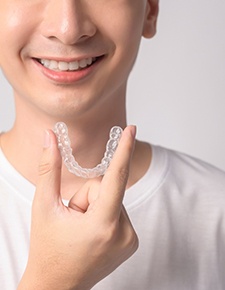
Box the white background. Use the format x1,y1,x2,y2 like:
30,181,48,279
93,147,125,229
1,0,225,170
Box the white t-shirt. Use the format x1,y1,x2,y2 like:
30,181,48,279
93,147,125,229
0,145,225,290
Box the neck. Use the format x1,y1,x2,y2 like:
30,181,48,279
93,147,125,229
1,93,152,200
0,95,128,198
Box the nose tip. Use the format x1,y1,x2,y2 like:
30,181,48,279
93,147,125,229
56,17,96,45
41,1,97,45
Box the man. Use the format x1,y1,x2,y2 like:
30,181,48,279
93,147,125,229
0,0,225,289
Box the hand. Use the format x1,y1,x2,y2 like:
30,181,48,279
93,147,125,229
18,126,138,290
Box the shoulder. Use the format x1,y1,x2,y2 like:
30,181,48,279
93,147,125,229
167,146,225,181
153,145,225,197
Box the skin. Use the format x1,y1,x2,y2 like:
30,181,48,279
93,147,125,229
0,0,159,288
0,0,158,196
18,127,138,289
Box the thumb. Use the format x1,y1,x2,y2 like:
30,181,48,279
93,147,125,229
34,130,62,207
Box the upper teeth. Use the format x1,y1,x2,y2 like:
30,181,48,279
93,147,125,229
40,57,96,71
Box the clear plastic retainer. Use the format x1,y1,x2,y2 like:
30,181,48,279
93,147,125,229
54,122,123,178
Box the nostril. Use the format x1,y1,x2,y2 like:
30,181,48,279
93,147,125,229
40,2,97,46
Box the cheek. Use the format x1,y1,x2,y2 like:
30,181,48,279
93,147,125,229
92,4,146,92
102,3,145,52
0,7,35,106
111,11,145,69
0,5,40,87
0,8,27,64
0,4,27,35
0,3,41,58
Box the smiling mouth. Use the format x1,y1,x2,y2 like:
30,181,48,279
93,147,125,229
35,56,102,72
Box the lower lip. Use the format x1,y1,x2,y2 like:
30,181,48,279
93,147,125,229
33,58,102,84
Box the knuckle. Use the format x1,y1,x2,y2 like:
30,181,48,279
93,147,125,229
116,167,129,185
38,153,61,177
128,230,139,254
124,226,138,249
95,223,118,247
92,220,139,260
38,162,52,176
120,215,139,254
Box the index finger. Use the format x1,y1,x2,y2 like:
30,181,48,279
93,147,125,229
99,125,136,220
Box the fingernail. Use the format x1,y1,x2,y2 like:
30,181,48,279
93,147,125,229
44,130,51,148
130,125,137,139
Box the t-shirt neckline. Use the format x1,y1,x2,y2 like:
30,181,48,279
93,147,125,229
0,145,169,208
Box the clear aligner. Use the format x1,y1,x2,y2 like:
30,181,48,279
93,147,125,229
54,122,123,178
